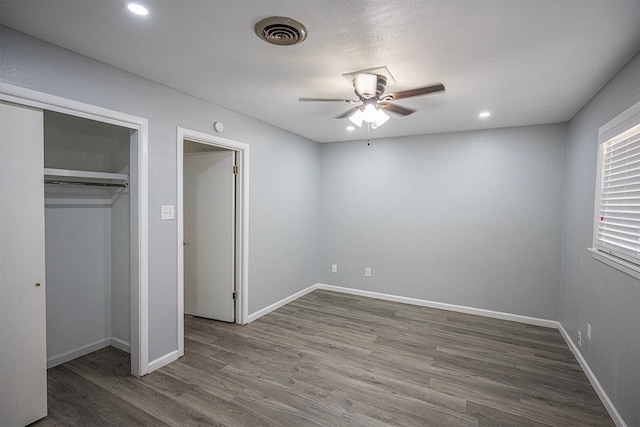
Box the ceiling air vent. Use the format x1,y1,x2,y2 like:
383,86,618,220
255,16,307,46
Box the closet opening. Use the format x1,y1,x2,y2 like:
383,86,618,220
43,111,137,374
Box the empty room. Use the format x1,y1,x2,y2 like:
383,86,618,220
1,1,639,426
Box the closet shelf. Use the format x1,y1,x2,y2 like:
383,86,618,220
44,168,128,188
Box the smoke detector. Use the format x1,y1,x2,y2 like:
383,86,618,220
255,16,307,46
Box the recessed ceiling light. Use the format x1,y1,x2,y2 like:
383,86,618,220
346,126,355,131
479,111,491,118
127,3,148,16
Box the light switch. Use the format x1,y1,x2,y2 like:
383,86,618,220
161,205,175,220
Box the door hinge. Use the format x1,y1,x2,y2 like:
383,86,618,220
233,165,238,174
233,291,237,300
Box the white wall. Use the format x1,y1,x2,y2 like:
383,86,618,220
0,25,320,362
560,52,640,427
320,124,567,320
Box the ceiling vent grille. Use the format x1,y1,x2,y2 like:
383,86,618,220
255,17,307,46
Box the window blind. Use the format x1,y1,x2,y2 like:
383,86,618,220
595,124,640,264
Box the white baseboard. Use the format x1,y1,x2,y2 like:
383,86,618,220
110,337,131,353
557,324,626,427
47,338,111,368
47,336,132,369
316,284,558,328
147,349,180,374
247,284,319,322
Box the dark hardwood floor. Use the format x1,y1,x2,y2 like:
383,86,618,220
33,290,613,426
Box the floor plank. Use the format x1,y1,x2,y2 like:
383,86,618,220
32,289,614,426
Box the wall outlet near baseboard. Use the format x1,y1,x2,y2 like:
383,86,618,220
577,330,582,347
365,267,371,277
331,264,337,273
587,323,591,341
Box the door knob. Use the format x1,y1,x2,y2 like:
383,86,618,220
35,282,41,287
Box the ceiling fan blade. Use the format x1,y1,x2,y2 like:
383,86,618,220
299,97,351,102
335,106,361,119
379,102,415,116
386,83,445,101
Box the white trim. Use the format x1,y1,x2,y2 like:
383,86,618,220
593,99,640,268
47,338,111,369
136,123,150,376
588,247,640,281
247,283,557,328
46,336,132,369
598,98,640,144
316,284,558,328
558,324,627,427
247,284,318,322
147,349,180,373
176,127,251,363
0,83,141,129
0,83,149,377
110,337,131,353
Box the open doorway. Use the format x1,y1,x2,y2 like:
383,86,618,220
176,127,250,356
183,141,236,322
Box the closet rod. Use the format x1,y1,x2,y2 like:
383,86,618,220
44,180,128,188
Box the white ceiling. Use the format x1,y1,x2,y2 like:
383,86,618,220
1,0,639,143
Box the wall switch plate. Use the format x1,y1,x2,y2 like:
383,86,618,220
161,205,175,220
365,267,371,277
331,264,337,273
587,323,592,341
577,330,582,347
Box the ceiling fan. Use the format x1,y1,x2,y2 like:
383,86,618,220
299,66,445,128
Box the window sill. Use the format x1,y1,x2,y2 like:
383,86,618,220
588,248,640,281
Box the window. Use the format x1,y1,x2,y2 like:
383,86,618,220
591,99,640,276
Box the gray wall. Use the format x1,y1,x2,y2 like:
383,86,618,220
1,26,320,362
44,112,131,359
560,52,640,426
320,124,567,320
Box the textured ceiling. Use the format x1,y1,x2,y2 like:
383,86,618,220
1,0,639,143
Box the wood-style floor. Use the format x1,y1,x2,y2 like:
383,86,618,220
33,290,613,426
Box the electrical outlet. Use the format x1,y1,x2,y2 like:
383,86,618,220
331,264,337,273
577,330,582,347
365,267,371,277
161,205,175,220
587,323,592,341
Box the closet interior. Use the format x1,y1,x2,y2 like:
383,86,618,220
44,111,133,370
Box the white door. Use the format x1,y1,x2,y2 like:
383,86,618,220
183,150,235,322
0,101,48,426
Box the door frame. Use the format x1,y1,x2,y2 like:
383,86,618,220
0,83,150,376
177,127,250,353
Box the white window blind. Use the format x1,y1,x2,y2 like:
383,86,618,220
595,123,640,264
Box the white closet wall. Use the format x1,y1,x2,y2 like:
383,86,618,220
44,111,131,367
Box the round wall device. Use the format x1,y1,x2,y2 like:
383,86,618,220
213,121,224,132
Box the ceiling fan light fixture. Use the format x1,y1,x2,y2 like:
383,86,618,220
362,103,378,123
374,108,390,127
349,109,365,127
